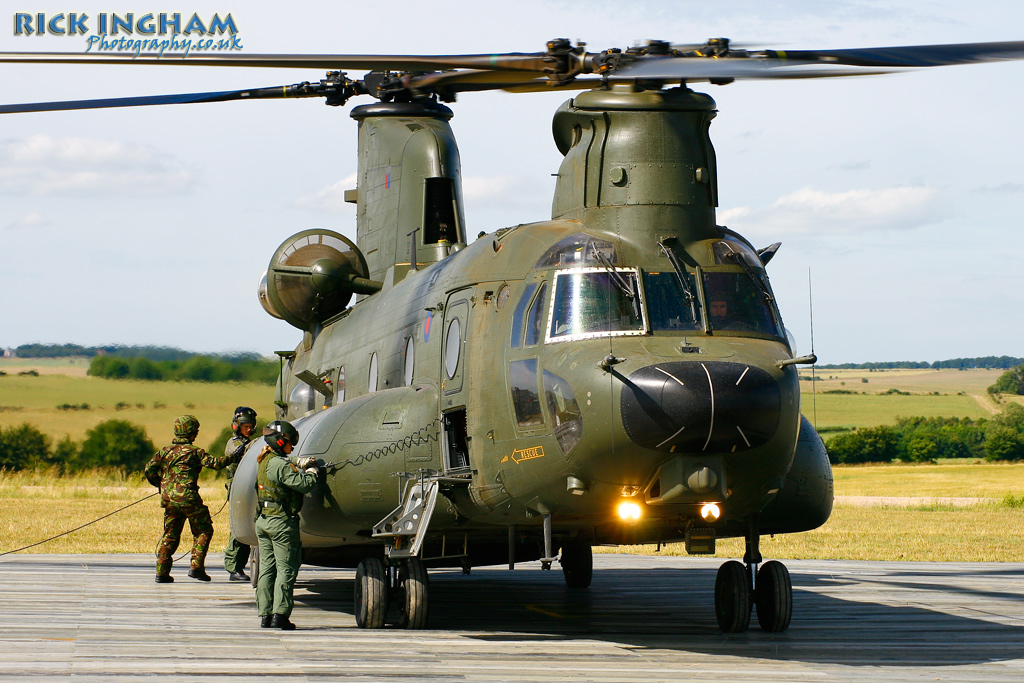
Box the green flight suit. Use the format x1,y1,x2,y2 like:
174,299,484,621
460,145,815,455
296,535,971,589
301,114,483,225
255,447,318,619
223,434,252,574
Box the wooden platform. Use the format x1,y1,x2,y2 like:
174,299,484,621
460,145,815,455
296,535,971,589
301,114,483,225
1,553,1022,682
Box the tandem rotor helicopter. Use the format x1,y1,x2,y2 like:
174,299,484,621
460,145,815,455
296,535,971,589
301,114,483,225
4,36,1024,633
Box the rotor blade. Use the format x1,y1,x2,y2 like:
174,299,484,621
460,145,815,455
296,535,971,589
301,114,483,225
614,57,892,81
0,84,321,114
765,40,1024,67
0,51,551,72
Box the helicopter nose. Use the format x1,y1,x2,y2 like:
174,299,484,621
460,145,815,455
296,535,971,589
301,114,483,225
619,361,781,453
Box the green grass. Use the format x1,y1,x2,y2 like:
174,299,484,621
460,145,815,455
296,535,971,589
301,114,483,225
832,462,1024,498
0,370,276,451
800,392,989,431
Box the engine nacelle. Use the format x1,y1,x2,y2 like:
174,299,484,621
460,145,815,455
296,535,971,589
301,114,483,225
258,229,380,331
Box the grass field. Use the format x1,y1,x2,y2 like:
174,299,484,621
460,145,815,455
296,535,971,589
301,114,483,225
0,359,277,450
2,464,1022,561
798,367,1023,432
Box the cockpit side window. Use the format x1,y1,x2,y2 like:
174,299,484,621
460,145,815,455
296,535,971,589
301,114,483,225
510,283,538,349
524,282,549,347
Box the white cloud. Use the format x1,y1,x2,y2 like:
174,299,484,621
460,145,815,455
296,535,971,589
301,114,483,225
5,212,48,230
719,186,944,238
294,174,358,213
0,134,193,196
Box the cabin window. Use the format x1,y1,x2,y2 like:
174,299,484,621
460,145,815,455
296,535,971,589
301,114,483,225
404,337,415,386
510,282,538,349
524,282,549,347
444,317,461,379
643,271,702,332
703,271,783,337
509,359,543,429
288,383,315,417
543,370,583,454
368,352,379,392
546,268,646,343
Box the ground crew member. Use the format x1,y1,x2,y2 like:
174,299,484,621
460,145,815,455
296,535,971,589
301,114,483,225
145,415,242,583
255,420,319,630
223,406,257,582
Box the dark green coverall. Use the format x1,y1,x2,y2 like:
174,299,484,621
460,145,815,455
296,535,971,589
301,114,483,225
255,447,318,619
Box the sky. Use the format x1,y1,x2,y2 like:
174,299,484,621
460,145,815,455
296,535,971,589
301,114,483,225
1,0,1022,364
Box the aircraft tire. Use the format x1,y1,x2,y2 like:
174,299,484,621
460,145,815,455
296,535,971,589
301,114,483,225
715,560,752,633
393,558,429,629
560,542,593,588
354,558,388,629
755,560,792,633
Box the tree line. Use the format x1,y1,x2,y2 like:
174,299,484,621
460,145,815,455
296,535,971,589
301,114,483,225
0,420,238,473
818,356,1024,370
825,403,1024,464
14,343,267,363
88,354,277,384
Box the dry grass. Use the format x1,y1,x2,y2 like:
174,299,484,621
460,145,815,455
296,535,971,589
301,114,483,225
602,503,1024,562
0,469,229,555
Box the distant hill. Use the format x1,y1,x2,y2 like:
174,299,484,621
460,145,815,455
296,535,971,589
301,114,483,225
818,356,1024,370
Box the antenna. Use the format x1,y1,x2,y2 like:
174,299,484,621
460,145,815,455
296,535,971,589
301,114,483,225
808,267,817,429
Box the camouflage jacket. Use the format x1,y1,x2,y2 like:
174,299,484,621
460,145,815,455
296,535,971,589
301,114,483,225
224,434,252,482
145,437,240,507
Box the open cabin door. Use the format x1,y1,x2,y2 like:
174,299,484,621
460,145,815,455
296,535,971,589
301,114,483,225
440,290,471,472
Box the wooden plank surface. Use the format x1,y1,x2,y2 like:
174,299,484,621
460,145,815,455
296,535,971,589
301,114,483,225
0,553,1022,682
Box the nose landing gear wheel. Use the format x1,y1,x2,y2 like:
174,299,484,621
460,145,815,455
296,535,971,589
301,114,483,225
559,541,593,588
392,557,429,629
715,560,752,633
354,558,388,629
755,560,792,633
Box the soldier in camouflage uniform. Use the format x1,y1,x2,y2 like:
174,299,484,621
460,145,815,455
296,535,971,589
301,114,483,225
223,406,257,582
145,415,243,583
255,420,319,630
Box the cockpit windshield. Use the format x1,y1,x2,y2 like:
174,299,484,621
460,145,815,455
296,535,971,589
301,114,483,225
703,271,783,337
546,268,646,343
643,271,702,332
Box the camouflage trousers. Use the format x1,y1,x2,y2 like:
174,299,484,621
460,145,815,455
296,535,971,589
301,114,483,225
156,502,214,576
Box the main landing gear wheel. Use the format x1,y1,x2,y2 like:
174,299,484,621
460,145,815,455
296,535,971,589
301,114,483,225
755,560,792,633
560,541,593,588
391,558,430,629
354,558,388,629
715,560,752,633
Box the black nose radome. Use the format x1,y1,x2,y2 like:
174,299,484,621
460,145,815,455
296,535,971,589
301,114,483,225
619,361,780,453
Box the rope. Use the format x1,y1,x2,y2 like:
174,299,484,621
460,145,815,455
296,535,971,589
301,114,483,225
0,491,159,558
0,487,230,561
323,418,441,473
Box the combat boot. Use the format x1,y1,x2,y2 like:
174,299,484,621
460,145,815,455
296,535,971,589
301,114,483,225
270,614,296,630
228,571,251,582
260,615,272,628
188,568,212,582
155,574,173,583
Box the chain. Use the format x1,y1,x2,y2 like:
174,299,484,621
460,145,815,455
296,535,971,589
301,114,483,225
323,417,441,473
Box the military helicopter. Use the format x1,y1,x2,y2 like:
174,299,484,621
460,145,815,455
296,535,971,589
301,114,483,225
4,37,1023,633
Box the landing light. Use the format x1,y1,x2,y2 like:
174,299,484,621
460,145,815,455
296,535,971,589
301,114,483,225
700,503,721,522
617,501,643,521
